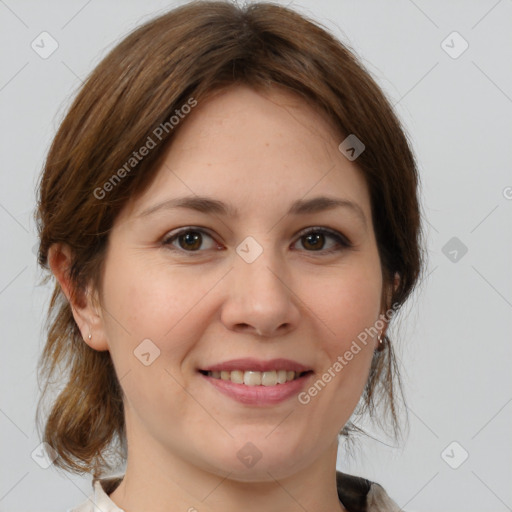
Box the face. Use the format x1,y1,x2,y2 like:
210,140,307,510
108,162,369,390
90,84,387,481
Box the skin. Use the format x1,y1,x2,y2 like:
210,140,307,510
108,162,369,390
50,84,394,512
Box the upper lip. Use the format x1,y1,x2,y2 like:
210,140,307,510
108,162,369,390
200,358,312,373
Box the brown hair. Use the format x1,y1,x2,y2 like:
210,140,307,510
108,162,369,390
35,0,425,477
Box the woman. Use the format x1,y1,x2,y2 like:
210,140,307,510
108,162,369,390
35,2,424,511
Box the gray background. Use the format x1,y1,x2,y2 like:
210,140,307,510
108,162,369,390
1,0,511,511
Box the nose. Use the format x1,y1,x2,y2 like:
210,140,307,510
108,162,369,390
220,245,301,338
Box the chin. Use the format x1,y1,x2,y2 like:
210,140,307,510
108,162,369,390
199,440,310,482
214,460,305,483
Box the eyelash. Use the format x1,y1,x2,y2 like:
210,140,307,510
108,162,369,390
161,226,352,256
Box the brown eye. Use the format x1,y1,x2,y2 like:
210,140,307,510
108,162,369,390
294,228,351,254
163,228,218,253
301,232,326,251
177,231,203,251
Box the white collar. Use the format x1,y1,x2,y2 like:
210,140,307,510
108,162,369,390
93,478,125,512
71,478,125,512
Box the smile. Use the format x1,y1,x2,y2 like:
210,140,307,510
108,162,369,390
200,369,311,386
199,370,314,406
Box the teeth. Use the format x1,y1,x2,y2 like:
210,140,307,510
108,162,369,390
206,369,303,386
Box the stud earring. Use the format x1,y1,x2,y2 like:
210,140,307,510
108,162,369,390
375,333,387,352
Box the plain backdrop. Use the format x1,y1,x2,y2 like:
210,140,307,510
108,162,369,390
1,1,511,511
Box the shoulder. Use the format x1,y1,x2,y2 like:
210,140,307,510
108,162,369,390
366,481,403,512
336,471,403,512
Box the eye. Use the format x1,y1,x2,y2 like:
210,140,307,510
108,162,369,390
162,227,220,253
292,227,352,254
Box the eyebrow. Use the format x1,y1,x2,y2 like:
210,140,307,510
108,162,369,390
138,194,367,226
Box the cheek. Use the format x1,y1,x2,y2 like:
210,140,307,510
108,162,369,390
99,252,225,407
313,263,382,391
319,267,382,343
101,253,209,342
99,257,204,427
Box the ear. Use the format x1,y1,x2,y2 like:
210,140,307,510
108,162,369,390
377,272,401,343
48,243,109,351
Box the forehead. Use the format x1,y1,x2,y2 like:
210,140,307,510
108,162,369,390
119,84,372,227
167,84,342,162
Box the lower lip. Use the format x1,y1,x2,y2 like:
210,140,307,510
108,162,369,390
200,372,313,406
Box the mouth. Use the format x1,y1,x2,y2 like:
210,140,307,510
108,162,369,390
198,369,313,386
197,358,314,405
197,357,314,407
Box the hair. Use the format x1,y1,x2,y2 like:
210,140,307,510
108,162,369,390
35,0,425,478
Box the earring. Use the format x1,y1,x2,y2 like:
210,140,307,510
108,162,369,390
376,333,387,352
88,332,92,341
